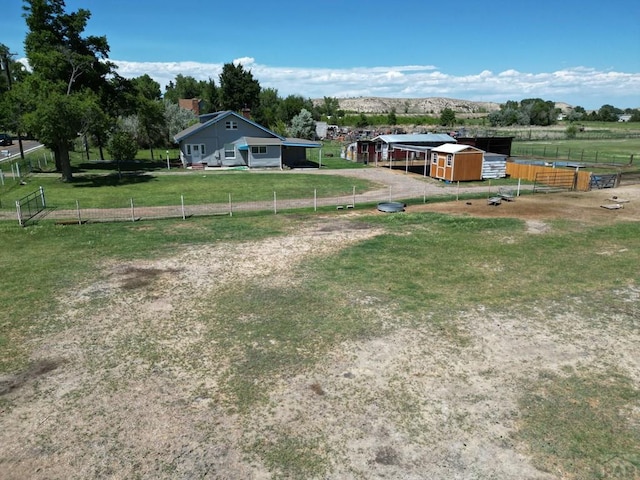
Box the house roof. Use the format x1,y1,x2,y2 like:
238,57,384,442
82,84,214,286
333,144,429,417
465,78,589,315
173,110,285,143
235,136,322,151
236,136,283,151
373,133,457,144
432,143,484,154
283,137,322,148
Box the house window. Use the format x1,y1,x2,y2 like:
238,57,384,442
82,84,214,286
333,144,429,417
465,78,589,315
431,153,438,163
225,121,238,130
360,144,368,153
375,143,382,152
186,145,191,155
224,143,236,159
251,146,267,154
446,154,453,166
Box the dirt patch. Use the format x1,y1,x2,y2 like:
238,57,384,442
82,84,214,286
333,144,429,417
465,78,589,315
406,185,640,227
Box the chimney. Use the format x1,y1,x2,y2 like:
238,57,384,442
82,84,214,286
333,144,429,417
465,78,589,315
241,107,251,119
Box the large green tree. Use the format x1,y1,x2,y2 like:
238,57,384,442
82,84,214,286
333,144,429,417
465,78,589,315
439,107,456,127
22,0,115,181
164,74,219,114
218,62,261,113
488,98,558,127
130,74,166,159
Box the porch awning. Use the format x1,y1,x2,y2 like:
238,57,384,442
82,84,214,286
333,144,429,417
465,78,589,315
236,136,283,151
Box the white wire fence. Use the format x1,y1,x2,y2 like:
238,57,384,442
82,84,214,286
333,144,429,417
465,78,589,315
7,185,449,226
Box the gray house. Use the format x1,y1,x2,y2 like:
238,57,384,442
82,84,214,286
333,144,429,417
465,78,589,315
174,110,321,169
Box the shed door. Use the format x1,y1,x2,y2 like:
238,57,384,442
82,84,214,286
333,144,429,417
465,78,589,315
436,158,446,179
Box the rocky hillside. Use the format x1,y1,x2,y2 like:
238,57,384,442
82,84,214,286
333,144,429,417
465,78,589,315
312,97,575,115
312,97,502,115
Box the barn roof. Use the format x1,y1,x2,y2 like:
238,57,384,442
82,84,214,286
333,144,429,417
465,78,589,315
373,133,456,144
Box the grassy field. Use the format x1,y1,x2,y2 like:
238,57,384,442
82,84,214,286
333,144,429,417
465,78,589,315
512,137,640,165
0,171,376,210
1,200,639,478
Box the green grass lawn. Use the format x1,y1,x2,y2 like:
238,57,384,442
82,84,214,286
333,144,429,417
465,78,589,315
0,171,377,209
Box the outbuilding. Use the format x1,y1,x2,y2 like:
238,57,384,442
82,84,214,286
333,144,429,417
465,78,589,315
429,144,485,182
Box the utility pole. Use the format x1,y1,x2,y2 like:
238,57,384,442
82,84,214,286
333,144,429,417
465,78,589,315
0,48,25,160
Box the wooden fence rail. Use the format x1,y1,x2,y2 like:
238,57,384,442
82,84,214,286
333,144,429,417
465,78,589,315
506,163,592,191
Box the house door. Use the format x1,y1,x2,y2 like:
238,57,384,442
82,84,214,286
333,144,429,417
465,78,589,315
191,144,202,163
436,159,446,179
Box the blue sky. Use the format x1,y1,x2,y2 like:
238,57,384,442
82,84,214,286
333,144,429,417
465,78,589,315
3,0,640,109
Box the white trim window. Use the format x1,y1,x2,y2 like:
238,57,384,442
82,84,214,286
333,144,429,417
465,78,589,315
431,153,438,163
375,142,382,152
446,154,453,166
360,143,369,154
224,143,236,159
225,120,238,130
251,146,267,154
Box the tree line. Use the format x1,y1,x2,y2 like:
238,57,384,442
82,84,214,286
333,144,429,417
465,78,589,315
0,1,331,181
487,98,640,127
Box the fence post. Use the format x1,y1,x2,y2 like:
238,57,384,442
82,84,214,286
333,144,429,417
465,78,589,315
0,169,4,186
314,189,317,212
229,193,232,217
273,191,277,214
76,200,82,225
130,198,135,222
352,185,356,207
39,186,45,208
16,200,23,227
181,195,186,220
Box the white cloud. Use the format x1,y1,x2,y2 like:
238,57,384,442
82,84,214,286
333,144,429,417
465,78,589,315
110,59,640,109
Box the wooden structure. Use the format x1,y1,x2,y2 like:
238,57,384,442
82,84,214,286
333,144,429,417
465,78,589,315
457,137,514,156
505,162,592,192
429,144,484,182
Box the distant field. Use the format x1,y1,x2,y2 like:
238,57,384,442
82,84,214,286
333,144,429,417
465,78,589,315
513,137,640,165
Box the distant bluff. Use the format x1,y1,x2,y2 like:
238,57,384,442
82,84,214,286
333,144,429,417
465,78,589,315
312,97,502,115
312,97,574,115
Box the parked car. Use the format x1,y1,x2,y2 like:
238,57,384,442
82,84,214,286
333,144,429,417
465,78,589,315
0,133,13,146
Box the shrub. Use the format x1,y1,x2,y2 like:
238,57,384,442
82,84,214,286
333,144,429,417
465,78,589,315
107,131,138,161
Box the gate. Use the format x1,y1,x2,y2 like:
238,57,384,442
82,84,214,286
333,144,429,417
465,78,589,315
16,187,46,226
533,170,576,193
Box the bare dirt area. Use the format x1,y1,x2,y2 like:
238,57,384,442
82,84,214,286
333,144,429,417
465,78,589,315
1,188,639,479
407,185,640,228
